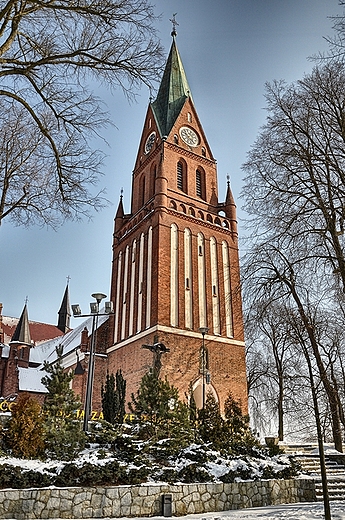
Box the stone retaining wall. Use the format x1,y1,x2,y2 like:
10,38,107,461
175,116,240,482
0,479,316,519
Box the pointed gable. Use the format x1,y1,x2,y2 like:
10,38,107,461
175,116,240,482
11,304,31,346
151,36,192,137
58,284,71,333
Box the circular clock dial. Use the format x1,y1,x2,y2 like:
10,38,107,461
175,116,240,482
179,126,199,147
144,131,156,154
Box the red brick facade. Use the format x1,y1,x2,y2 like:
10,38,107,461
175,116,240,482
0,37,247,417
107,39,247,413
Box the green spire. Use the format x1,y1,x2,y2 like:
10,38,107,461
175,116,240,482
152,36,193,137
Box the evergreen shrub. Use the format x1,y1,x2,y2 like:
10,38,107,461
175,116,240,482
6,393,45,459
42,345,85,460
177,463,212,483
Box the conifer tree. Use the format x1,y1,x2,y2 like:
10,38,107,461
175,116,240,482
116,369,126,425
129,369,192,443
41,345,85,460
223,392,258,453
6,393,45,459
187,383,198,429
102,373,117,424
224,392,249,435
102,370,127,425
198,393,226,449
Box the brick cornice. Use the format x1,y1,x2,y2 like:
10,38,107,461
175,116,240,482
165,141,216,167
107,324,245,354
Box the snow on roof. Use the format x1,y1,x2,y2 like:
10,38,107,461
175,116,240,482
18,367,47,393
0,344,9,358
29,313,109,366
18,315,105,392
1,316,63,345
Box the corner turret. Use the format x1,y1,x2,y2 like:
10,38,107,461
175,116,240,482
224,178,238,236
114,193,125,233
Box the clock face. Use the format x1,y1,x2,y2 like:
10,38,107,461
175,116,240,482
144,131,156,154
179,126,199,147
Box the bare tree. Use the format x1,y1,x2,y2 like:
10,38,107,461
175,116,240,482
243,243,344,452
242,246,340,520
0,0,164,227
245,300,302,442
243,61,345,294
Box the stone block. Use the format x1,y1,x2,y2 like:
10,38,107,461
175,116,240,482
138,486,148,496
60,498,73,512
105,487,119,499
120,505,131,516
120,491,132,506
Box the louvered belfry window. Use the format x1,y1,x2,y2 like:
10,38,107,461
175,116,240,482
177,161,184,191
196,169,202,197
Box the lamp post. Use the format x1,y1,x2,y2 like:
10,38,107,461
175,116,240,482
72,292,113,432
199,327,209,410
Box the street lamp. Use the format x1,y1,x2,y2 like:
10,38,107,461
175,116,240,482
199,327,209,410
72,292,113,432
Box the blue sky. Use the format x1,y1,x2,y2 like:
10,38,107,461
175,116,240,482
0,0,340,326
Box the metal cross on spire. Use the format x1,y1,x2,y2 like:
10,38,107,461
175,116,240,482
170,13,179,37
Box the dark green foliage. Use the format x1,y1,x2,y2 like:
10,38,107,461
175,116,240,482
87,420,119,447
0,418,298,488
187,383,198,429
6,393,45,459
198,393,227,450
42,344,85,460
178,443,217,464
55,460,127,487
116,370,127,425
101,373,117,424
197,391,260,455
129,369,193,444
0,459,150,489
220,465,252,483
177,463,212,483
102,370,127,425
224,392,249,434
0,464,52,489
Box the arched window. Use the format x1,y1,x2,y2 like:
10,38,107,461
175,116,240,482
177,161,187,192
196,168,206,200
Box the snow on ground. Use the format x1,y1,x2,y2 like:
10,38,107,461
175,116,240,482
7,501,345,520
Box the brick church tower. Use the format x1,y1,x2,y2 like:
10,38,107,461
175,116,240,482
108,30,247,413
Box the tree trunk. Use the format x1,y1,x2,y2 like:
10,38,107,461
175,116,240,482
277,373,284,441
288,280,343,452
303,343,332,520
